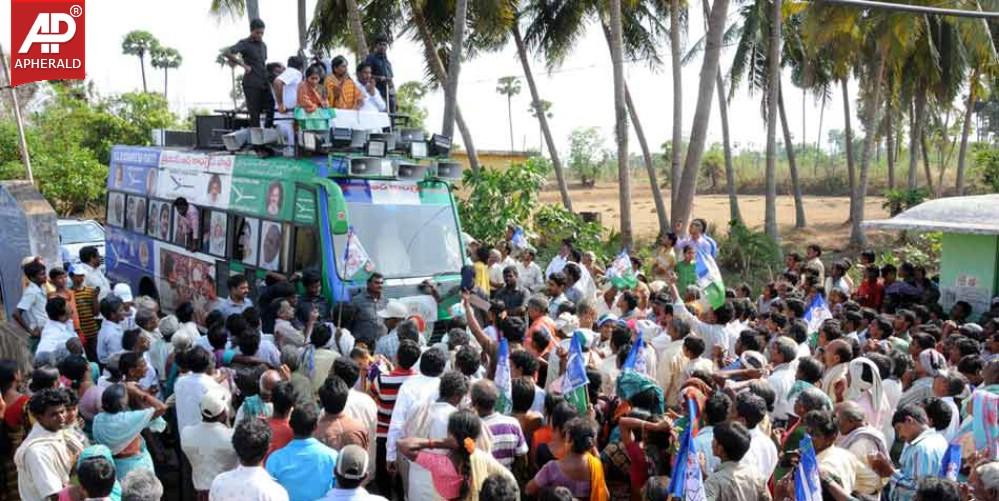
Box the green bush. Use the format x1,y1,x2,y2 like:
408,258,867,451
882,188,929,216
457,157,550,244
716,220,783,289
532,204,609,264
973,147,999,193
0,86,177,214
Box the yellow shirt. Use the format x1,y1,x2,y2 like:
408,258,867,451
474,262,491,294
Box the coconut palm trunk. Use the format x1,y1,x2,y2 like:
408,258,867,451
886,105,895,190
513,24,571,210
778,84,806,228
842,79,856,221
673,0,731,230
908,87,926,190
139,53,148,93
763,0,782,240
814,94,825,177
669,0,683,213
717,68,742,223
164,68,169,99
441,0,468,139
246,0,259,20
608,0,632,246
599,20,667,235
297,0,308,53
850,53,887,247
410,1,480,171
956,68,978,196
920,131,934,194
344,0,368,59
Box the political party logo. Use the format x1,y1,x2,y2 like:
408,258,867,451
9,0,86,86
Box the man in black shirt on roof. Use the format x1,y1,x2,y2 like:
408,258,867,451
225,18,274,128
363,35,395,112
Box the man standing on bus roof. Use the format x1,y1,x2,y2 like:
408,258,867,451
173,198,200,251
363,35,394,112
216,275,254,318
225,18,273,128
349,273,387,349
273,56,304,156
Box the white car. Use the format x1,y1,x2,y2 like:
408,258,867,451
57,219,105,271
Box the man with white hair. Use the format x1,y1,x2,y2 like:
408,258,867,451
121,468,164,501
972,461,999,501
834,401,889,474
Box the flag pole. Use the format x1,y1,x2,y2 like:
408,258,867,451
0,44,33,183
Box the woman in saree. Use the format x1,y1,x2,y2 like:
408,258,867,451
1,360,29,500
91,381,167,480
845,357,892,435
527,416,610,501
398,409,517,501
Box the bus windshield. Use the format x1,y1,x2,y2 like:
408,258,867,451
338,202,463,280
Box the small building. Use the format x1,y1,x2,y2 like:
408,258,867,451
863,194,999,318
450,149,534,172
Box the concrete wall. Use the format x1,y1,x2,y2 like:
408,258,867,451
939,232,999,319
0,181,59,319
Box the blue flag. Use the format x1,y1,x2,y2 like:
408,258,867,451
621,330,645,373
794,434,823,501
494,339,513,414
939,443,962,481
562,333,589,414
668,397,706,501
511,226,528,250
803,294,833,334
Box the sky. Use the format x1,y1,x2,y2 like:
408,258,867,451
1,0,859,157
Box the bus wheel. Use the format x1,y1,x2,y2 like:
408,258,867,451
138,277,159,301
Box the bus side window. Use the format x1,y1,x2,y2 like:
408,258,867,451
291,226,320,275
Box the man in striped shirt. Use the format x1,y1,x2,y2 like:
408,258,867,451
471,379,528,468
369,339,420,495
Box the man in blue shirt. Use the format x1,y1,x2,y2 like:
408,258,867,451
868,404,948,501
215,275,254,319
265,402,339,501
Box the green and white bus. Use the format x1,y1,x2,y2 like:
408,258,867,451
104,145,466,326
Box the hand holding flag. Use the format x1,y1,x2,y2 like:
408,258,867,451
694,249,726,309
606,250,637,290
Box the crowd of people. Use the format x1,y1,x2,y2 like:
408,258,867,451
3,216,999,501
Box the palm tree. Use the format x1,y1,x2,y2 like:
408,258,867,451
441,0,470,139
211,0,311,55
121,31,159,93
496,76,522,151
669,0,686,213
527,99,552,151
609,0,632,246
150,46,182,99
514,21,572,211
763,0,780,240
673,0,732,230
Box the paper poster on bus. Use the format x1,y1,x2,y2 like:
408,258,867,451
155,244,218,324
230,178,289,218
156,151,234,209
109,147,160,195
105,227,154,275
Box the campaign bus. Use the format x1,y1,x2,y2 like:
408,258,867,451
104,145,466,327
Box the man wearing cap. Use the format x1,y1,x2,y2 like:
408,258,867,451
373,300,410,359
113,283,136,330
181,388,238,499
319,445,388,501
349,273,388,349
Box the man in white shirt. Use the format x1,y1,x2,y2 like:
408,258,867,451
96,297,127,365
273,56,304,155
14,389,80,501
36,298,76,356
544,239,573,278
356,62,387,113
333,357,379,478
79,246,111,301
14,261,49,337
210,418,290,501
767,336,799,425
386,347,447,474
174,347,228,436
517,247,545,293
406,371,466,500
737,392,778,480
181,387,239,496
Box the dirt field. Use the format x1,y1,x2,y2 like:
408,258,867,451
538,181,890,252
